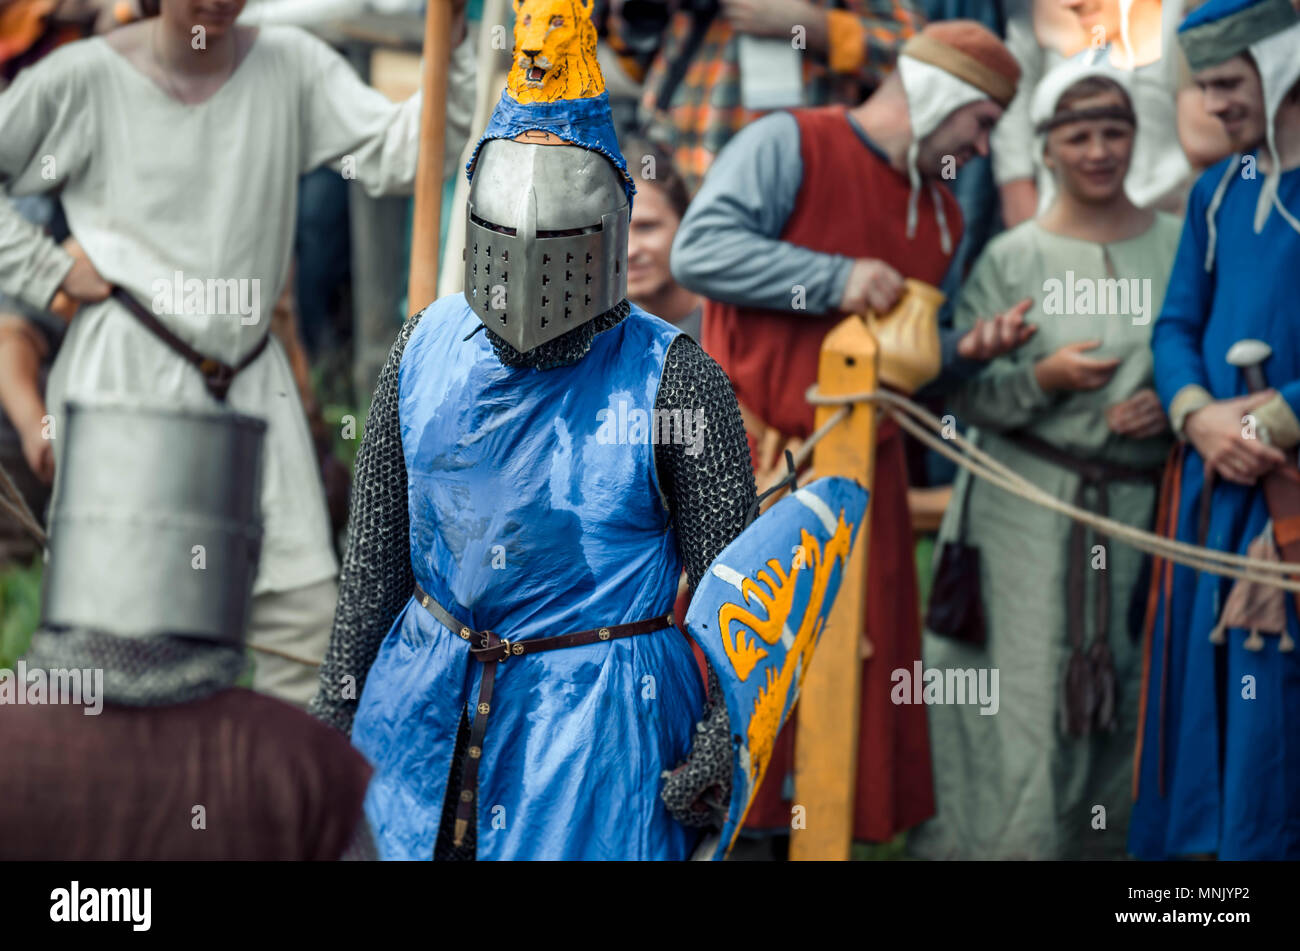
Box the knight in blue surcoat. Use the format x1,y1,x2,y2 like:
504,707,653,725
308,4,757,860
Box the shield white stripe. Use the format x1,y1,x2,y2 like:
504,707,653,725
710,563,747,590
794,487,836,535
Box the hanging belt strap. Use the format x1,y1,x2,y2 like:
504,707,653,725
411,582,676,848
110,287,271,402
1005,432,1160,735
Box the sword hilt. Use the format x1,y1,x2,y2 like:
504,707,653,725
1226,339,1273,394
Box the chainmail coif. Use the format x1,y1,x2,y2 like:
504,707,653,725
23,626,246,706
310,298,756,858
484,300,629,369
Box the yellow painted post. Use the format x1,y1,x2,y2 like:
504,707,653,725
790,316,878,861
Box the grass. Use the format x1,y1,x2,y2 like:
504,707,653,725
0,555,43,670
853,835,911,861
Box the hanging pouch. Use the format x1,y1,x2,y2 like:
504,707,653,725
924,465,986,646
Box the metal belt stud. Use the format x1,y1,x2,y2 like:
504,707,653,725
459,626,471,640
598,627,611,641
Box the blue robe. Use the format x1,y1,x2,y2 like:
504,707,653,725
351,294,705,860
1132,156,1300,860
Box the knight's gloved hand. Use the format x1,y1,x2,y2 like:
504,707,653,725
660,664,733,829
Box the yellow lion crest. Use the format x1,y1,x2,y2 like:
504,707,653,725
507,0,605,103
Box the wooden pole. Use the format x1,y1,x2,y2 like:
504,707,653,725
407,0,455,313
790,316,879,861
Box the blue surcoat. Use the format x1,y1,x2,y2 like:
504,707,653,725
1133,158,1300,860
351,294,705,860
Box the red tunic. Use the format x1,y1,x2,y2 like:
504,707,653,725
701,105,960,842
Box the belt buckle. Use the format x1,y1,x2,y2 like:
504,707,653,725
199,357,233,387
480,631,511,664
200,355,236,389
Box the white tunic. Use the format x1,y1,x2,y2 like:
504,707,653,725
0,27,475,594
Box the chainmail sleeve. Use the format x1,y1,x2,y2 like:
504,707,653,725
308,312,423,735
654,334,756,587
654,333,757,829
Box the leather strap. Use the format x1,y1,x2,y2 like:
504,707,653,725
1261,461,1300,561
1133,441,1185,801
1005,430,1161,485
411,583,675,849
1006,431,1160,737
110,287,270,402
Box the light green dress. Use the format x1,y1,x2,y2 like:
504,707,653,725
908,214,1181,860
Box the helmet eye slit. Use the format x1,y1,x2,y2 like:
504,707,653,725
470,213,517,236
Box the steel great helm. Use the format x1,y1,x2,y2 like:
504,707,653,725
464,136,629,353
41,400,265,646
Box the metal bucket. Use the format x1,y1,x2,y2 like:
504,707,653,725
41,400,266,644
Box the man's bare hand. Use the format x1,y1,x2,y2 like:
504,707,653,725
19,425,54,484
1106,387,1168,440
839,258,904,316
53,238,110,319
0,315,54,483
957,298,1036,362
1034,340,1121,393
721,0,817,37
1184,391,1286,486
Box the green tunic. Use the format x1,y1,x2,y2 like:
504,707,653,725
908,215,1181,859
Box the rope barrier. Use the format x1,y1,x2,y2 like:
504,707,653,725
0,461,46,548
790,405,849,472
802,384,1300,594
248,642,323,668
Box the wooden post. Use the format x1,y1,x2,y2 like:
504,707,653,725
407,0,455,313
790,315,878,861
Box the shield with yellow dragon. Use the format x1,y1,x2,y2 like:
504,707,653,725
684,476,869,860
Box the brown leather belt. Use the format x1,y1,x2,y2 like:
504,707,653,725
110,287,270,402
411,582,676,849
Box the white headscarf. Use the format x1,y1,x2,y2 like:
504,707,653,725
1249,19,1300,236
897,56,990,255
1029,51,1137,154
1198,17,1300,269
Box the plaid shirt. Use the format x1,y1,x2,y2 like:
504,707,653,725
612,1,923,193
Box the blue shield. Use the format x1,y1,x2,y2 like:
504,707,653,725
684,477,869,860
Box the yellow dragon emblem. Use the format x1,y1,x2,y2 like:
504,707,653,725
717,511,856,798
